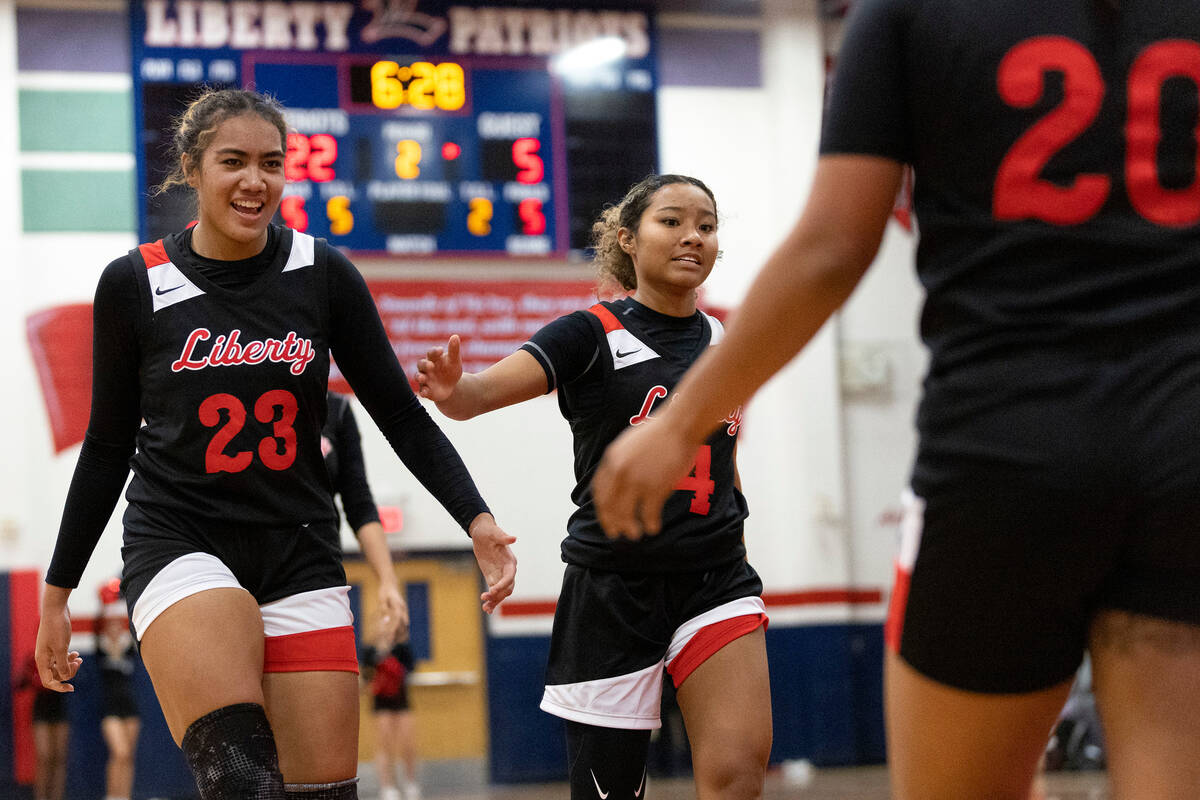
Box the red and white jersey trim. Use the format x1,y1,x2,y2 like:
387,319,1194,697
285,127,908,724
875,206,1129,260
587,304,659,371
283,231,316,273
142,231,317,314
587,303,725,373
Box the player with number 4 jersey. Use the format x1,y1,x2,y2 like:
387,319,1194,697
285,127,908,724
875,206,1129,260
591,3,1200,799
417,175,770,800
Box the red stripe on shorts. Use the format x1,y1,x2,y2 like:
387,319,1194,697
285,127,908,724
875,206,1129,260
263,626,358,673
667,612,767,689
884,561,911,654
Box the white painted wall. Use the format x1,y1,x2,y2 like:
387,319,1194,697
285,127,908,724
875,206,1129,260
3,1,925,629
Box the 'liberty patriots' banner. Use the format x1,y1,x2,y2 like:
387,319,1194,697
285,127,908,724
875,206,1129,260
138,0,653,58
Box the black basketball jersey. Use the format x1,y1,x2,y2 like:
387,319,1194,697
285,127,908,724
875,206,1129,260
524,297,748,573
123,227,339,533
322,390,381,532
823,0,1200,403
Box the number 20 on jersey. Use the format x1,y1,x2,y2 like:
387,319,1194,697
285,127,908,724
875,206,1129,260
994,37,1200,228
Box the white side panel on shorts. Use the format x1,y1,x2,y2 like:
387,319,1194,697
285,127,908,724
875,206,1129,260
540,659,665,730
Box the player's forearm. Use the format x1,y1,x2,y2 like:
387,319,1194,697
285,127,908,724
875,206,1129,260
434,371,489,420
41,583,73,614
665,227,869,445
356,521,398,589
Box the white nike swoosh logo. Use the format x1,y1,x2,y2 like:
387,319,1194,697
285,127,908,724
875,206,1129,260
590,769,609,799
634,769,647,798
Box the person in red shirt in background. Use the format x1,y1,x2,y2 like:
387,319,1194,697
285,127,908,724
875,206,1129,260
360,628,419,800
95,577,140,800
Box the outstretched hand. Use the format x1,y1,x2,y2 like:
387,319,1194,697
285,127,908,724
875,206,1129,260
416,334,464,402
35,593,83,693
592,421,697,541
469,513,517,614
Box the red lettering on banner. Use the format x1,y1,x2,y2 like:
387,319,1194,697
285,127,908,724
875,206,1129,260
172,328,316,376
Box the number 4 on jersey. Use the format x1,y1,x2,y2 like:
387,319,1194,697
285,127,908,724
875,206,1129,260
675,444,715,515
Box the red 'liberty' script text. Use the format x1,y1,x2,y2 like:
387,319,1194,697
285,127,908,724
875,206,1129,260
171,328,316,376
629,384,742,436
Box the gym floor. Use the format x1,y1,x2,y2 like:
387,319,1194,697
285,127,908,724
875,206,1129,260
355,763,1111,799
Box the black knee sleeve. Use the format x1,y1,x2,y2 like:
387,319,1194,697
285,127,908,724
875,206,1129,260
566,720,651,800
284,778,358,798
181,703,285,800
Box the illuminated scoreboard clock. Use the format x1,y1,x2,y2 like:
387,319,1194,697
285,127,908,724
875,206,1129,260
131,0,658,257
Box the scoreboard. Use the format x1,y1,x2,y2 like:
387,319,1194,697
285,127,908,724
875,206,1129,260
131,0,658,257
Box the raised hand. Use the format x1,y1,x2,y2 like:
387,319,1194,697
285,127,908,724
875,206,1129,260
416,334,464,402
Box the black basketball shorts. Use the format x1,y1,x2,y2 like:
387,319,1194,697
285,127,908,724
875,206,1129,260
120,512,357,672
541,558,766,729
889,354,1200,693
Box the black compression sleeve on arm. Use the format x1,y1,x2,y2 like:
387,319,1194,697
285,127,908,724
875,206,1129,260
45,259,143,589
325,249,490,533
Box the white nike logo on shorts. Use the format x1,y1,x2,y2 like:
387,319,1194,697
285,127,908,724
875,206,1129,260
634,768,647,797
590,769,609,799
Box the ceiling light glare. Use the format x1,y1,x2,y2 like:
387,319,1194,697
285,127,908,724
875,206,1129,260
550,36,629,75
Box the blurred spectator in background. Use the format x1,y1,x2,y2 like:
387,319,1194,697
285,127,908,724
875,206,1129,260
16,650,69,800
360,627,419,800
96,577,140,800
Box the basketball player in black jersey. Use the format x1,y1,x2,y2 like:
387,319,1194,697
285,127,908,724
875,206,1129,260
34,88,517,800
417,175,770,800
323,390,420,800
594,2,1200,799
323,390,408,644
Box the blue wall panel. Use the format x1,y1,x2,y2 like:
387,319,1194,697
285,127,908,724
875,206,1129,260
765,624,886,766
0,572,14,793
486,634,565,783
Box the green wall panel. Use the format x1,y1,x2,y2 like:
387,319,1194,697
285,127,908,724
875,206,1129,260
22,170,135,232
19,89,132,153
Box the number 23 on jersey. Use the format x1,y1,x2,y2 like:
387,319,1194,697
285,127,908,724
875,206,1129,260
200,390,298,474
